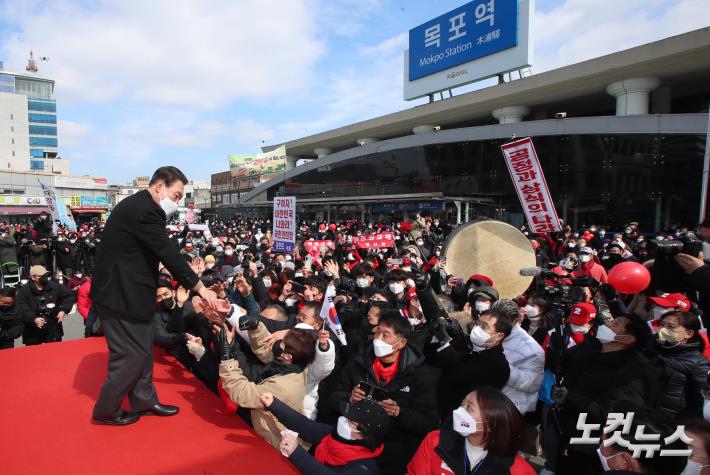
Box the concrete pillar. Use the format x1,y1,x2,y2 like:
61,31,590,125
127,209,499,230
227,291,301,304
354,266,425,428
285,155,299,169
454,200,462,225
606,77,660,116
313,148,332,158
492,106,529,124
464,201,470,223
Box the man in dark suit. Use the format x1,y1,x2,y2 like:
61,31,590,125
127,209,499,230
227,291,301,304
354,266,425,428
91,166,217,426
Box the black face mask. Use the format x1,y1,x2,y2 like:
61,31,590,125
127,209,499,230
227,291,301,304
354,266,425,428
160,298,175,310
272,340,285,360
39,275,50,286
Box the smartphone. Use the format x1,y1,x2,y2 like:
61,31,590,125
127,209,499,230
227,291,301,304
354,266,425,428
290,281,306,294
357,380,390,401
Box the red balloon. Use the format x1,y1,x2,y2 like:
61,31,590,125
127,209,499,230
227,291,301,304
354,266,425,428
607,261,651,294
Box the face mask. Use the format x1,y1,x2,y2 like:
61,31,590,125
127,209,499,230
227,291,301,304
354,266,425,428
225,249,234,256
262,278,272,288
373,337,397,357
474,300,490,312
567,242,576,248
294,272,303,278
595,324,617,344
39,275,50,286
524,305,540,318
590,227,597,232
389,283,404,294
206,263,215,270
295,322,315,330
69,239,77,244
285,255,292,262
599,231,606,237
625,229,631,235
159,186,179,216
658,327,682,346
434,250,441,256
682,459,710,475
570,323,590,334
336,416,356,440
272,340,285,360
57,237,64,242
597,448,624,472
416,240,424,246
285,298,298,307
452,406,478,437
433,221,439,226
469,325,491,351
580,255,592,263
75,273,83,279
356,278,370,288
216,246,224,253
160,298,174,310
239,234,245,238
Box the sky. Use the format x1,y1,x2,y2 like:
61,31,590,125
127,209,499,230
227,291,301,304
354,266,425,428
0,0,709,185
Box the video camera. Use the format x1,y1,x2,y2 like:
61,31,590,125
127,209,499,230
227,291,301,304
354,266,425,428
647,232,703,294
647,232,702,259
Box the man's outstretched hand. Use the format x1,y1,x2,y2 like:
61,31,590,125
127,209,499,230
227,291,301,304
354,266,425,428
197,285,219,309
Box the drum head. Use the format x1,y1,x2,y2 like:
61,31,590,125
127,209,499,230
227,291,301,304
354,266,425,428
443,220,535,299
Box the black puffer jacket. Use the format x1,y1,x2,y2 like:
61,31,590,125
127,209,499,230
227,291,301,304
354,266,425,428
329,344,440,475
0,304,23,349
653,337,710,420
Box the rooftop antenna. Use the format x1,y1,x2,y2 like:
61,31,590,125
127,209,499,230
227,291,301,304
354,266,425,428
25,51,49,73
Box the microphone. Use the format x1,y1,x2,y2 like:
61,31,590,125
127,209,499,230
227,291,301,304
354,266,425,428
519,267,544,276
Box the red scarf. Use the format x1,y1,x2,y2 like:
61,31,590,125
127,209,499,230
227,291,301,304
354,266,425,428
372,356,399,385
217,379,238,414
314,434,383,466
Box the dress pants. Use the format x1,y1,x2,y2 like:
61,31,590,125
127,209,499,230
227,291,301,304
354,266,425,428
92,306,158,419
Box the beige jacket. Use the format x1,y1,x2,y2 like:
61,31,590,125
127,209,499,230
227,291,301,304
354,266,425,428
218,322,308,449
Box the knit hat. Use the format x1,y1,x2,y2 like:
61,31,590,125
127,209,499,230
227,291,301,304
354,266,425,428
343,399,391,450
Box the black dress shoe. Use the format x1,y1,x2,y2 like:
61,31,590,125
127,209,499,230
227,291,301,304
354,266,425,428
138,403,179,417
92,410,140,426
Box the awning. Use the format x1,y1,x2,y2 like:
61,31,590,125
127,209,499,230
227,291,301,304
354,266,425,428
0,206,51,215
71,207,107,213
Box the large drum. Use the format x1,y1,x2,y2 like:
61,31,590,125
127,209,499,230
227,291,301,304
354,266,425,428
443,220,536,299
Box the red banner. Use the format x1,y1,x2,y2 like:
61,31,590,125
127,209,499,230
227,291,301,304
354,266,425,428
352,232,395,249
500,137,561,234
303,240,335,256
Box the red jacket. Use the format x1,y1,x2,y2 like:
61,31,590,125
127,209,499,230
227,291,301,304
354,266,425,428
77,279,92,320
407,430,536,475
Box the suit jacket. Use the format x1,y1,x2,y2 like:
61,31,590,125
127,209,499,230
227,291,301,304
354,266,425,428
90,190,199,321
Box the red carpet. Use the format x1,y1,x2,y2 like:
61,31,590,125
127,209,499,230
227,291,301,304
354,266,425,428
0,338,299,475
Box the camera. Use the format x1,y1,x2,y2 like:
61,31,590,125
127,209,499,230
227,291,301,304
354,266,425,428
647,232,702,259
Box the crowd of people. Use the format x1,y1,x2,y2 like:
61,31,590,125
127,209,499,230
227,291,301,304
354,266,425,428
3,211,710,475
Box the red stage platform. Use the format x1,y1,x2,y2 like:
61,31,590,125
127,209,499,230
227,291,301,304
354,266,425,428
0,338,299,475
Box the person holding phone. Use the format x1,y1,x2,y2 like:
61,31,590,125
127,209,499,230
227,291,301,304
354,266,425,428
329,313,439,474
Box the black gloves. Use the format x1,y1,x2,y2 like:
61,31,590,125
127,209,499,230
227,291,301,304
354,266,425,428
429,317,452,346
413,270,430,292
550,385,568,408
171,333,187,346
215,326,234,361
238,315,259,331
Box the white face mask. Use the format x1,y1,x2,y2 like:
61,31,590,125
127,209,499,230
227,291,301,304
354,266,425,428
452,407,478,437
158,185,179,216
651,306,668,320
295,322,315,330
595,324,617,344
205,263,215,270
336,416,356,440
682,459,710,475
469,325,491,351
216,246,224,253
580,255,592,263
294,272,303,278
285,255,292,261
570,323,590,334
69,239,77,244
356,278,370,288
474,300,490,312
262,278,272,288
373,337,397,357
524,305,540,318
597,448,623,472
389,283,405,295
285,298,298,307
224,249,234,256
